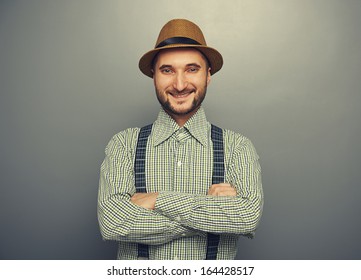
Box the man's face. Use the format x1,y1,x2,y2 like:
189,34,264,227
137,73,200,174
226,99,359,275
152,48,211,120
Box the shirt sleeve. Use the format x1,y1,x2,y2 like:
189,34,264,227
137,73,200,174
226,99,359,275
97,131,202,245
154,135,263,235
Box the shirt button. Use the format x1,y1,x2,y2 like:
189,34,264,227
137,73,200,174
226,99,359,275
177,161,182,167
175,216,181,222
174,255,179,260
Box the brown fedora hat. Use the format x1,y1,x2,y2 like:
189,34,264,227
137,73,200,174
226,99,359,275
139,19,223,78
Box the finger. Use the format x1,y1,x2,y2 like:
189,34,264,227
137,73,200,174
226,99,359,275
215,187,236,196
208,183,231,192
215,188,237,196
208,184,237,196
130,192,158,210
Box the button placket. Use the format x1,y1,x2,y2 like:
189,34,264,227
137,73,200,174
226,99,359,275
173,128,190,193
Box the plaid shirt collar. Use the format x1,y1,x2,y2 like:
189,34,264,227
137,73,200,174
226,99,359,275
152,107,209,147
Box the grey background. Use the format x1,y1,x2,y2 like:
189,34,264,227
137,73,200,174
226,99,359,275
1,0,360,260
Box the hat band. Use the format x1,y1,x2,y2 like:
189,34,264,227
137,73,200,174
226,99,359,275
156,37,201,48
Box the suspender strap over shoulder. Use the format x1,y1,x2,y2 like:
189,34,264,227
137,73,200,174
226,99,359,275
205,124,224,260
134,124,153,194
134,124,153,259
211,124,225,185
134,124,224,260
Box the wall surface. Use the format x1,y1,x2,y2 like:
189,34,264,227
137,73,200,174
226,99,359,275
1,0,360,259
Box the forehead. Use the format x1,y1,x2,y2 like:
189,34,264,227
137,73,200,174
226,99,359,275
154,48,207,66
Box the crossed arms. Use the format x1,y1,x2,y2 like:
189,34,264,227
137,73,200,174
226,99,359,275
131,182,237,210
97,130,263,245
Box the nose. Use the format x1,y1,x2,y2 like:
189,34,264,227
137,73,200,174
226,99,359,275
173,73,188,92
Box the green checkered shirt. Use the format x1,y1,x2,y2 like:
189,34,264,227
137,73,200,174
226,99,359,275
98,107,263,259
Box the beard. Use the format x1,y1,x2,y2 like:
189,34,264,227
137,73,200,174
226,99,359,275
155,83,208,117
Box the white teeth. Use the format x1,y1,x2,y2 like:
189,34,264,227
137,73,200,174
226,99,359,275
173,93,189,98
172,91,194,97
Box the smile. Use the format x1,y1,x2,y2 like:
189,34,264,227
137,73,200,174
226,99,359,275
169,90,195,99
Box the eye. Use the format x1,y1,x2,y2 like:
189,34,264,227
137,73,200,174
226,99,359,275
187,67,199,73
160,68,173,74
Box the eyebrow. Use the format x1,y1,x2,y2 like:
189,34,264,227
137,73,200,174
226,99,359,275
159,64,172,70
186,63,201,68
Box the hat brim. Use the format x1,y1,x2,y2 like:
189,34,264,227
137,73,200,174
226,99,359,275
139,44,223,78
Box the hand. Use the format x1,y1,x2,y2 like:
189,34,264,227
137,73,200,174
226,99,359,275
130,192,158,210
208,183,237,197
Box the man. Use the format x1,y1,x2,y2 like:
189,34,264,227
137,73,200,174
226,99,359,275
98,19,263,260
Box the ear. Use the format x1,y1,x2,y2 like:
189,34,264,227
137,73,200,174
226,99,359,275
206,67,211,85
151,69,155,80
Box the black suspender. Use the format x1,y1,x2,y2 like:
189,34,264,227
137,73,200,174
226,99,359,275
134,124,224,260
206,124,224,260
134,124,153,193
134,124,152,259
